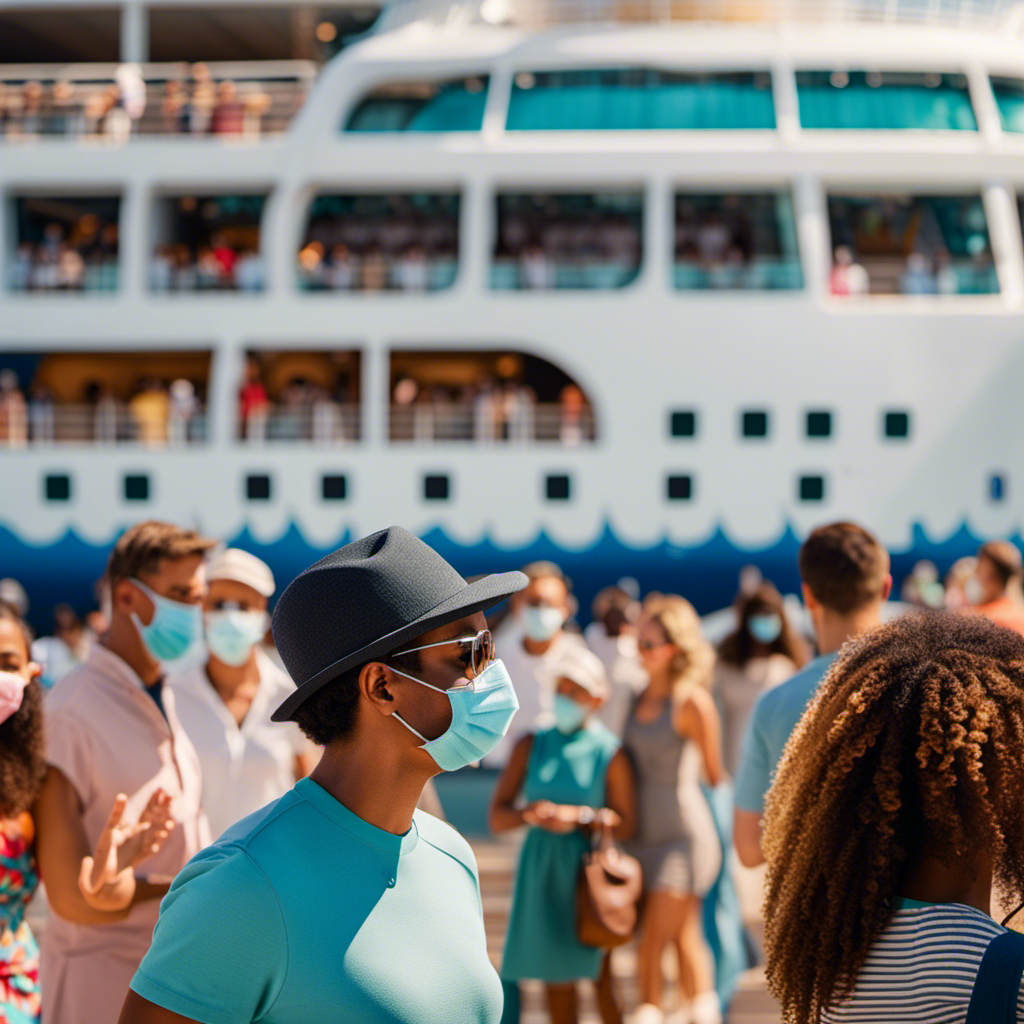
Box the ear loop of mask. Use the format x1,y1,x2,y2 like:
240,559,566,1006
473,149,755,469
387,665,456,744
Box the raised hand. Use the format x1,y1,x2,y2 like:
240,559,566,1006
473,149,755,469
79,790,175,911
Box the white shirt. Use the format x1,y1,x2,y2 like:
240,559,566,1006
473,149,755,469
170,647,314,840
483,623,589,768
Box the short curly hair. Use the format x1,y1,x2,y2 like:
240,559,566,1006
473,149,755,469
762,612,1024,1024
0,602,46,819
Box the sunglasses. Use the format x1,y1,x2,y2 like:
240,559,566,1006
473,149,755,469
637,638,671,652
390,628,496,682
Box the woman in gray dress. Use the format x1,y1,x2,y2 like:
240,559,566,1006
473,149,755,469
624,595,723,1024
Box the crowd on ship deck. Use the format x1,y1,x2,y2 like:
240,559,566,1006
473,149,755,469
2,516,1024,1024
0,64,281,141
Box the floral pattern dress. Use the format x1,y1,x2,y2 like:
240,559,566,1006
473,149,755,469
0,818,40,1024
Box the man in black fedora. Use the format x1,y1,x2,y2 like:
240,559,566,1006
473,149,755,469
119,526,526,1024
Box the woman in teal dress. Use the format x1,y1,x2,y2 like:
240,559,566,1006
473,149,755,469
491,645,636,1024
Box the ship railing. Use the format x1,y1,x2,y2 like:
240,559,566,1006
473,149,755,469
389,403,597,443
490,259,639,290
0,60,316,143
239,404,362,443
0,404,207,446
376,0,1024,32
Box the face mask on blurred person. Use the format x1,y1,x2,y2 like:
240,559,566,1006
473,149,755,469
964,576,985,606
130,578,202,662
553,693,589,734
748,613,783,645
522,605,564,643
205,609,269,667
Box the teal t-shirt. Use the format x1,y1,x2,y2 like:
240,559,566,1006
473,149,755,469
733,653,837,813
131,777,503,1024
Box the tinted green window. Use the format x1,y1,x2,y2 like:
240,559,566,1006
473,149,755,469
992,77,1024,133
344,77,488,132
797,71,977,130
674,192,803,291
507,69,775,131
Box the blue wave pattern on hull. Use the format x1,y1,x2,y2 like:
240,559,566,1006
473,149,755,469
0,520,1008,635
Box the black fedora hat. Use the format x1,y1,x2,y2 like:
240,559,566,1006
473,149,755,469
271,526,527,722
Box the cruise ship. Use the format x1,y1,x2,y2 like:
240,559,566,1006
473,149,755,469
2,0,1024,623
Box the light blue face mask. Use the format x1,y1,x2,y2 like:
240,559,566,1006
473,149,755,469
130,577,203,662
522,605,565,643
748,613,783,645
553,693,589,734
390,658,519,772
205,609,269,667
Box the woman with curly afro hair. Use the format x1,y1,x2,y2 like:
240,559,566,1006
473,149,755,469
762,611,1024,1023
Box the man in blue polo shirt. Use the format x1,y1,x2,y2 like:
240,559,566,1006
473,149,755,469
119,527,527,1024
733,522,891,868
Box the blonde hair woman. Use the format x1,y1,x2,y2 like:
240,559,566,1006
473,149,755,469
625,596,723,1024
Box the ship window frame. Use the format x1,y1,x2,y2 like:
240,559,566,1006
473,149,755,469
321,474,348,501
990,473,1006,503
342,74,490,134
806,410,833,439
246,473,272,501
741,410,770,439
44,473,71,502
798,474,826,502
669,410,698,438
795,70,978,132
123,474,151,502
545,473,572,501
424,473,451,501
505,68,777,132
883,410,911,440
666,474,694,501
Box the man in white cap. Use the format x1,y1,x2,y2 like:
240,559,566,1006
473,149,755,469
170,548,315,840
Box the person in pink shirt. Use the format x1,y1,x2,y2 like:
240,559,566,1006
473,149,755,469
34,520,215,1024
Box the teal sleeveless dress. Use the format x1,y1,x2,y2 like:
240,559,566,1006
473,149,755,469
500,721,620,983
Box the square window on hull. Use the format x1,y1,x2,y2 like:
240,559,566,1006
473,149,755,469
884,411,911,439
670,411,697,438
806,411,833,438
799,475,826,502
742,411,769,438
124,474,150,501
666,475,693,501
44,474,71,502
322,475,348,501
246,474,272,501
545,474,571,501
424,474,450,500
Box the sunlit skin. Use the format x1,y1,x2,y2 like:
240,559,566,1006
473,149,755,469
975,553,1008,606
633,615,721,1015
120,610,495,1024
489,675,637,1024
33,555,206,933
733,572,891,869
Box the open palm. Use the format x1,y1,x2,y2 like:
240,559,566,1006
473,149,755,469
79,790,175,909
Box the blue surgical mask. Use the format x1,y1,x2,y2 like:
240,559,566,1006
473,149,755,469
130,577,202,662
553,693,588,734
205,609,268,667
390,658,519,772
748,613,783,645
522,605,564,643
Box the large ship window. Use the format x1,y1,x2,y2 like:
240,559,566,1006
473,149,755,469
0,351,211,445
239,350,361,443
9,196,120,293
151,194,266,292
299,194,459,291
389,351,596,444
796,71,977,131
491,192,642,290
992,77,1024,133
343,76,488,133
674,192,802,290
506,69,775,131
827,194,997,296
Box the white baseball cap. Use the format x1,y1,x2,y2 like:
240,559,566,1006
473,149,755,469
207,549,275,598
541,643,610,700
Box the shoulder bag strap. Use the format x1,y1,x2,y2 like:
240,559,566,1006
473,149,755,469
966,930,1024,1024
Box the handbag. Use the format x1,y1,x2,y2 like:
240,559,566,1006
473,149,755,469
965,929,1024,1024
576,820,643,949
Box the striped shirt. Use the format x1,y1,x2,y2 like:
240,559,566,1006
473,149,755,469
823,899,1024,1023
